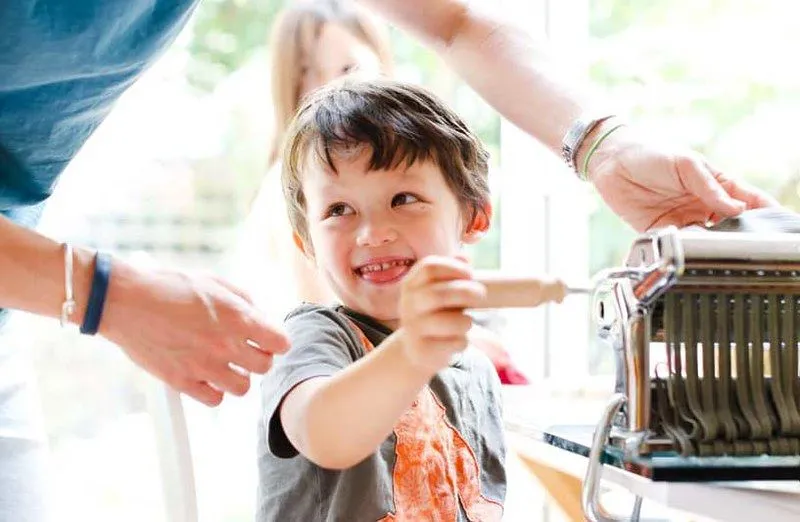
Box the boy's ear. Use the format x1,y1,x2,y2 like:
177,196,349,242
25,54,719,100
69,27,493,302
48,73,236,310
293,231,314,259
463,202,492,244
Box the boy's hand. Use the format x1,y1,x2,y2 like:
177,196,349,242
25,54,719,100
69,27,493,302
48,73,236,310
398,256,487,374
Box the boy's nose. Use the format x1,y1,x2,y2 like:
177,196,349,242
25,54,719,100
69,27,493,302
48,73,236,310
356,220,398,247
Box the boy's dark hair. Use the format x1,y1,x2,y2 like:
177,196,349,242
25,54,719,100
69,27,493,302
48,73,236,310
281,78,490,245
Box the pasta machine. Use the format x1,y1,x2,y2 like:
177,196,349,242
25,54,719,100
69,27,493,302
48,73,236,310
581,207,800,519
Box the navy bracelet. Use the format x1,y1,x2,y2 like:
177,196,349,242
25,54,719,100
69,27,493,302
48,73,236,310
80,252,112,335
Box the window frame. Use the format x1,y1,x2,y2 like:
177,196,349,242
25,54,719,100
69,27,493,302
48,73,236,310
496,0,594,384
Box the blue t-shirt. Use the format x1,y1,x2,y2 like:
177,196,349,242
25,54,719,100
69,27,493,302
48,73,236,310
0,0,199,228
0,0,199,329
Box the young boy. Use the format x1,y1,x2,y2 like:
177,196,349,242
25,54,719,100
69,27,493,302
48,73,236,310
257,78,505,521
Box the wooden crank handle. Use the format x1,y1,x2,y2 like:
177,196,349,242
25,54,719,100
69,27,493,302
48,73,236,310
474,276,578,309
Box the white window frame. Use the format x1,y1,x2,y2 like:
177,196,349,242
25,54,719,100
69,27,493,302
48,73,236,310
496,0,593,384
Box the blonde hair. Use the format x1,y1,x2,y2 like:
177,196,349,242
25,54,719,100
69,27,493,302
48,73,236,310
267,0,394,167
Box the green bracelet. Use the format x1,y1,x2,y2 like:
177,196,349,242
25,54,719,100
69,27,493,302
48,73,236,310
580,122,626,181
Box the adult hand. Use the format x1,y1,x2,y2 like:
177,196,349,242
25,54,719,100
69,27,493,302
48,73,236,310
99,258,290,406
587,126,779,232
398,256,486,374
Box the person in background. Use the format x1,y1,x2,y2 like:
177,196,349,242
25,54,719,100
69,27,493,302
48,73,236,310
229,0,393,317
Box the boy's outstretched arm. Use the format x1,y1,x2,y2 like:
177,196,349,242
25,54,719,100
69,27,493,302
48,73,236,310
358,0,775,231
279,256,485,470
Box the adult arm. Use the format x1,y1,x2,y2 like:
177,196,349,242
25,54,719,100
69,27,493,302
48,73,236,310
359,0,777,230
0,215,288,406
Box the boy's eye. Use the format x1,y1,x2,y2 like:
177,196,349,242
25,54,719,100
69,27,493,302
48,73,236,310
391,193,420,207
341,63,356,75
326,202,354,218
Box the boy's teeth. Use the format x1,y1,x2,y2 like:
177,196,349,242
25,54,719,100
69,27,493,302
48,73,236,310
360,260,409,273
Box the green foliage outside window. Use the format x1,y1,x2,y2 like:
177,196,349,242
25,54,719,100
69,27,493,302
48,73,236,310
186,0,282,92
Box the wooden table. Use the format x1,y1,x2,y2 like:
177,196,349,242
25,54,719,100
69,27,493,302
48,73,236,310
503,386,800,522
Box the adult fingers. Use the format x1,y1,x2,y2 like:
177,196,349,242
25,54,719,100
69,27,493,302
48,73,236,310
203,363,252,397
210,274,289,357
237,312,290,357
182,380,224,407
676,155,745,218
714,170,780,209
230,338,275,375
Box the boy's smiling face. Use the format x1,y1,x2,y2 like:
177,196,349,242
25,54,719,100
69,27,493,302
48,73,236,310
297,146,484,327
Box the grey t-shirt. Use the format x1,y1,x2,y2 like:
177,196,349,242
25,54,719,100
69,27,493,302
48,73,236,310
256,304,506,522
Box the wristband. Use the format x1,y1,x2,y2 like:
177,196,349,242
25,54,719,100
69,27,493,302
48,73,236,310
580,122,626,181
80,252,112,335
561,114,615,179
